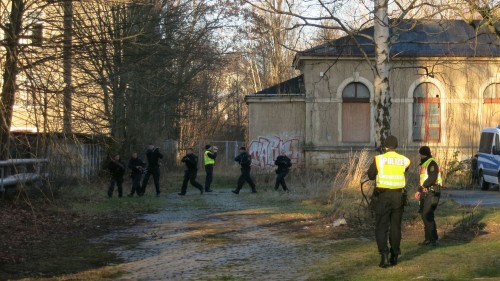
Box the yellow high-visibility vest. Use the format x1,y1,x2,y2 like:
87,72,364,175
204,150,215,165
375,151,411,189
419,158,443,186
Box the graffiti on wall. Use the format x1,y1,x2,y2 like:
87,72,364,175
249,136,302,169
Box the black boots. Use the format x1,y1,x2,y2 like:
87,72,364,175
379,253,391,268
419,240,438,246
232,189,256,194
379,252,399,268
389,253,398,266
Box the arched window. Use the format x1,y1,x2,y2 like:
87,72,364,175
342,82,370,142
483,83,500,128
413,82,441,142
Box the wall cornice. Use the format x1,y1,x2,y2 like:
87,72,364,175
245,95,305,104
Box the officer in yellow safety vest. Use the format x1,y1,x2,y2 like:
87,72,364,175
414,146,442,247
367,135,410,268
203,144,218,192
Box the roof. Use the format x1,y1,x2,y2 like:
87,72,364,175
299,20,500,58
252,75,305,96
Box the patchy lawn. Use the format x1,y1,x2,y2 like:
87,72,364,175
1,174,499,281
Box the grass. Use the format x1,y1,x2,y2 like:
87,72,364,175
217,154,500,281
17,267,122,281
206,276,246,281
62,174,218,215
7,159,500,281
292,196,500,281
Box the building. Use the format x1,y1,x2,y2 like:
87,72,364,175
1,1,110,134
246,20,500,169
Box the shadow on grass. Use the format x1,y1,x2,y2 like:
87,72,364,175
402,207,488,263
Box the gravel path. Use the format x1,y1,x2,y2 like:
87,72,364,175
107,191,326,281
442,189,500,206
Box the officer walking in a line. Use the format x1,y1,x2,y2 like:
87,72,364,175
127,152,145,197
367,135,410,268
139,144,163,197
232,146,256,194
107,154,126,198
179,148,204,195
414,146,442,246
204,144,218,192
274,152,292,192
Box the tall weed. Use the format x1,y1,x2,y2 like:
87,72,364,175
331,149,372,192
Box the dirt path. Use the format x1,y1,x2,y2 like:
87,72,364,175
107,191,327,281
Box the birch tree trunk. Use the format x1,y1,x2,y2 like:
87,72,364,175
373,0,391,147
110,3,127,147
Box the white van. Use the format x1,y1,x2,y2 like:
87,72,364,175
477,126,500,190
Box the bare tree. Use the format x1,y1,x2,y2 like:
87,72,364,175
243,0,455,146
62,0,72,134
373,0,391,145
454,0,500,34
65,0,238,152
0,0,26,159
240,0,300,90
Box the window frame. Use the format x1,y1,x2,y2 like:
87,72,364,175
341,82,371,143
412,82,441,142
479,132,494,153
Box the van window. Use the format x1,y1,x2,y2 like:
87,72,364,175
479,132,494,153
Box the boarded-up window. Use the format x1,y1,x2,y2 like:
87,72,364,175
31,23,43,47
483,83,500,128
413,82,441,142
342,82,370,143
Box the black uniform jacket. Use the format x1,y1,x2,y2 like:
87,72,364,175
128,157,145,176
146,148,163,168
182,154,199,171
235,152,251,169
108,159,126,178
275,155,292,171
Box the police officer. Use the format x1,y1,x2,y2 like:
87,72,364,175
204,144,218,192
179,148,204,195
139,144,163,197
367,135,410,268
232,147,256,194
127,152,145,197
107,154,126,198
414,146,442,246
274,152,292,192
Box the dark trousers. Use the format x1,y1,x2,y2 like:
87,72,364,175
108,176,123,197
180,169,203,194
374,188,404,255
236,168,256,191
140,166,160,195
205,165,214,191
130,174,142,195
275,170,289,190
419,192,440,242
